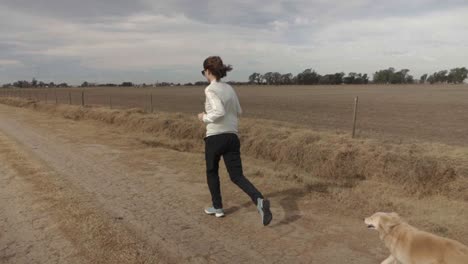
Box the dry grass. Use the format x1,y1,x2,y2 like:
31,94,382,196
2,97,468,245
7,84,468,146
0,130,175,264
1,97,467,202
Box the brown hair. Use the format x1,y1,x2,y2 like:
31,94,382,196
203,56,233,80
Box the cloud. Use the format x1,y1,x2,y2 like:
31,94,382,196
0,0,148,21
0,0,467,84
0,59,22,66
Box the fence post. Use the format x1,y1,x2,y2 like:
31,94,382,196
81,90,85,106
150,93,153,113
69,92,72,105
55,88,58,104
352,96,359,138
109,95,112,109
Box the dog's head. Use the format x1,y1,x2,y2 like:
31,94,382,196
365,212,402,235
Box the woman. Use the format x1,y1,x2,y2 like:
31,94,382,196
197,56,272,226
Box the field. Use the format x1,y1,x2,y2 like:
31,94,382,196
5,84,468,146
0,85,467,263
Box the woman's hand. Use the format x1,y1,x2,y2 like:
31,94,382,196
198,112,205,122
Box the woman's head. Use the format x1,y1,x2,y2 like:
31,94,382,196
202,56,233,81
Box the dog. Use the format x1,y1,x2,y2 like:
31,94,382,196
364,212,468,264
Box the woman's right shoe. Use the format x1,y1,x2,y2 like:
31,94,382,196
204,207,225,217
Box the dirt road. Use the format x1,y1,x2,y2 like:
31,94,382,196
0,104,392,263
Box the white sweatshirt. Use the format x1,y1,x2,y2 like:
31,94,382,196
202,80,242,137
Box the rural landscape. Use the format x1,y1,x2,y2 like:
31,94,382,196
2,0,468,263
1,82,468,263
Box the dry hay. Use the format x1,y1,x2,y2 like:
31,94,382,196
1,97,466,200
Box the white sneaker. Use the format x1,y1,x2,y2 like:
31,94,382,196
204,207,225,217
257,198,273,226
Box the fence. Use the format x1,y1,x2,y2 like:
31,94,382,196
0,88,158,113
0,87,360,138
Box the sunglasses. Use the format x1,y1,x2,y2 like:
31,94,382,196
201,69,207,76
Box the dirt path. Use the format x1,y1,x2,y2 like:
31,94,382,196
0,104,387,263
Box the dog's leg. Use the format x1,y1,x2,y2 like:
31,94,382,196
381,255,397,264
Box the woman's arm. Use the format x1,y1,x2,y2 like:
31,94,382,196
203,90,226,123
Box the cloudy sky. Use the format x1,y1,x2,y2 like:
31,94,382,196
1,0,467,84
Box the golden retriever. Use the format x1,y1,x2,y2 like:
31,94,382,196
364,212,468,264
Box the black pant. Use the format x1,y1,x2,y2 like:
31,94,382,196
205,133,263,209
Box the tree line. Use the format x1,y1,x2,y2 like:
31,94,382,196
422,68,468,84
1,79,149,88
2,78,70,88
249,70,369,85
1,79,243,88
249,67,468,85
2,67,467,88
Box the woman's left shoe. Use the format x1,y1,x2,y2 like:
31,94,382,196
257,198,272,226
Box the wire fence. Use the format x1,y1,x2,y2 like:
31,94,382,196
0,88,161,113
0,87,361,137
4,85,468,147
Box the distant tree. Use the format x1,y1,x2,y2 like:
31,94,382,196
390,69,404,84
373,68,413,84
227,81,249,85
318,74,334,84
361,73,370,84
13,80,31,88
373,67,395,84
295,71,306,84
271,72,282,85
427,74,435,84
420,74,428,84
394,69,414,84
32,78,38,87
405,75,415,84
290,75,296,84
296,69,320,84
81,81,89,87
448,67,468,84
343,73,369,84
263,72,274,85
428,70,448,84
248,72,263,84
333,72,345,84
437,70,448,83
343,73,356,84
280,73,293,84
120,82,134,87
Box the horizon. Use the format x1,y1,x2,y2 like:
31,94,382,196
1,0,467,84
